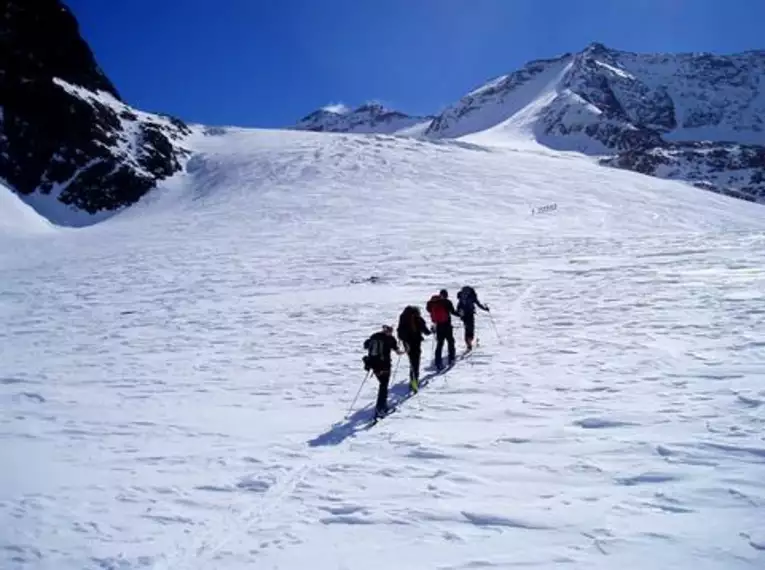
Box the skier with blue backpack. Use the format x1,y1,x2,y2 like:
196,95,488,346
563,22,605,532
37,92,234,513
456,285,489,351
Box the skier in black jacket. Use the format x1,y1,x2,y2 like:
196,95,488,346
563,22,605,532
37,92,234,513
397,305,432,392
456,285,489,351
363,325,403,418
426,289,460,370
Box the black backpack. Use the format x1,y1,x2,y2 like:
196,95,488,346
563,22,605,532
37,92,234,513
397,306,417,338
457,286,477,313
363,334,386,371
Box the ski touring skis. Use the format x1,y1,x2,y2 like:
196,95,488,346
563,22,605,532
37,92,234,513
365,341,483,429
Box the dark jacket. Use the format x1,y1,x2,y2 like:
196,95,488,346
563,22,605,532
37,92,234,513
363,332,399,368
397,308,431,346
457,286,488,316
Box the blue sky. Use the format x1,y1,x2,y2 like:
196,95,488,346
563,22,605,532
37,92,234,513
66,0,764,128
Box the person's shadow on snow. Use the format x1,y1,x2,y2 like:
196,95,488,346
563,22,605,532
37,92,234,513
307,361,455,447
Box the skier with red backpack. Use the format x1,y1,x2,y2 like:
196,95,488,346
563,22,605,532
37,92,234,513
426,289,460,371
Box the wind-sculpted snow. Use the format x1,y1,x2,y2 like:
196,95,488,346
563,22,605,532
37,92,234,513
2,129,765,569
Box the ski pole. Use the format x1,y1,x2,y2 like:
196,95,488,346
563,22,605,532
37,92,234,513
431,331,437,366
488,312,504,345
391,353,402,383
346,370,371,418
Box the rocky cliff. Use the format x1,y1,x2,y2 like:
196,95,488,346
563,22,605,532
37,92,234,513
0,0,192,224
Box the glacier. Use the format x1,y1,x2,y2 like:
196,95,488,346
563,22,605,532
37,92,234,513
2,127,765,569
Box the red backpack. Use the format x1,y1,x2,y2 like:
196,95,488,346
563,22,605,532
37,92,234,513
427,295,448,324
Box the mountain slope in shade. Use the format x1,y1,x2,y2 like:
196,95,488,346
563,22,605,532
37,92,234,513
294,103,434,135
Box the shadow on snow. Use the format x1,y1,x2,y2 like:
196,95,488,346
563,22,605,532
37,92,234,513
308,351,473,447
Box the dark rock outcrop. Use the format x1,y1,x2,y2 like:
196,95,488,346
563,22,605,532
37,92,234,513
0,0,191,222
603,142,765,202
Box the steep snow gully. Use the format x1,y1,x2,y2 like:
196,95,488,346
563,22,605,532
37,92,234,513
2,129,765,569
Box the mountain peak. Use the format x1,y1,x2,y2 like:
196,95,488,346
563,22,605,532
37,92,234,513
583,41,610,54
293,102,432,135
321,103,351,115
0,0,119,98
354,102,390,114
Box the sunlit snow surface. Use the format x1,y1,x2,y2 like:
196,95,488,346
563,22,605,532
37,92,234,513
2,129,765,569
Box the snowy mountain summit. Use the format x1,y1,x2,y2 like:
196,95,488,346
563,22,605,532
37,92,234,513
430,42,765,202
428,42,765,145
0,0,191,225
294,102,433,135
298,43,765,203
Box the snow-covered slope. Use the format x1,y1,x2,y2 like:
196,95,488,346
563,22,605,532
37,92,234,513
0,179,53,235
425,56,574,144
3,127,765,569
294,102,433,135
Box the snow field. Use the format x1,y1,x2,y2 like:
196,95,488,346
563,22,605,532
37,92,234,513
0,181,55,236
1,129,765,569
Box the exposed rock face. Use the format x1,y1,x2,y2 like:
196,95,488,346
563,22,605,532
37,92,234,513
0,0,191,223
602,142,765,202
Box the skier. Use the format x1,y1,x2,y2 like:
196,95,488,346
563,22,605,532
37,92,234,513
426,289,460,371
456,285,489,351
396,305,432,393
363,325,403,418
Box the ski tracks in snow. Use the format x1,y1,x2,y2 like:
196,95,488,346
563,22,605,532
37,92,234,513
141,279,535,569
163,283,540,569
174,229,765,569
157,461,314,570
